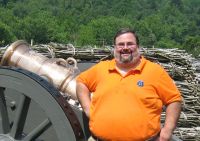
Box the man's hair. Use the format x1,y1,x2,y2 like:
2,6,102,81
113,28,139,45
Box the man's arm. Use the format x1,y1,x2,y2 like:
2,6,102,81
158,101,181,141
76,82,91,118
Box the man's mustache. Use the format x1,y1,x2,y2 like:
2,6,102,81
120,48,133,54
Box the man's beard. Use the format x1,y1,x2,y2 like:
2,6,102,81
114,49,140,64
120,53,133,63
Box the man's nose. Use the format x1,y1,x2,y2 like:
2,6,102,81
123,44,130,49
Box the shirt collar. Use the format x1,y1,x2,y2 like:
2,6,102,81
108,56,147,73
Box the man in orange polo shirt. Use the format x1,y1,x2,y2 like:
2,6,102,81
76,28,182,141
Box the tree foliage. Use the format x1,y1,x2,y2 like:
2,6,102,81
78,16,132,46
0,22,16,45
0,0,199,56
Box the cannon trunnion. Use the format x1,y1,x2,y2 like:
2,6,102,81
0,67,89,141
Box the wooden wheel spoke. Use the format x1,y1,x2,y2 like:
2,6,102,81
0,87,10,134
22,119,51,141
10,95,31,139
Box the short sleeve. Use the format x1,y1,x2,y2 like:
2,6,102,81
155,69,182,105
76,64,99,92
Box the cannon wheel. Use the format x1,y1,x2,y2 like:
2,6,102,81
0,66,85,141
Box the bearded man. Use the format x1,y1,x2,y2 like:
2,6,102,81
76,28,182,141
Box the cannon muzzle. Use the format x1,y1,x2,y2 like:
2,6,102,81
1,40,79,100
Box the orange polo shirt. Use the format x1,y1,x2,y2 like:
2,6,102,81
77,57,181,141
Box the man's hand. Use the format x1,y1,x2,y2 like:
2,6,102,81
156,101,181,141
155,127,173,141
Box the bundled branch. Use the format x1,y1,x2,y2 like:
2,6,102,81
140,48,200,140
174,127,200,141
31,42,112,60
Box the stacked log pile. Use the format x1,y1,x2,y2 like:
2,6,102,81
0,43,199,140
30,42,112,61
140,48,200,141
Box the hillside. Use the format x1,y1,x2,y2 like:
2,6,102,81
0,0,200,56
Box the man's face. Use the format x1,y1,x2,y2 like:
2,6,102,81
114,33,140,64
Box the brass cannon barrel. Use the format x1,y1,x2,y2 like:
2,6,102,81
0,40,79,100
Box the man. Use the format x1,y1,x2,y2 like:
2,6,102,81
76,28,182,141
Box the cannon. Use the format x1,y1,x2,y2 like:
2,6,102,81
0,40,90,141
0,41,182,141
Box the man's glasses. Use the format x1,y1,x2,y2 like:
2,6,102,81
115,42,137,49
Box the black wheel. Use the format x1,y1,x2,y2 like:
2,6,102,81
0,66,85,141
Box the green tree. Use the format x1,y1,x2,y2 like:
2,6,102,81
0,22,16,46
13,12,59,43
77,16,132,46
12,2,29,18
183,36,200,57
0,0,199,58
0,0,8,6
156,38,181,49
